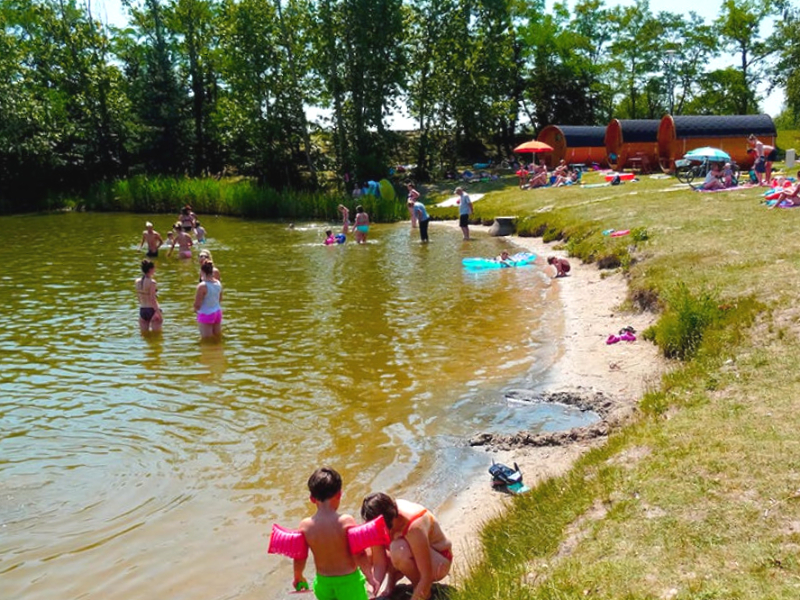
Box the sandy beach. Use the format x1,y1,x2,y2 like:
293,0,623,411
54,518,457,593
437,223,668,572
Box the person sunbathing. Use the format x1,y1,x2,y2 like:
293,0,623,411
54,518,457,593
770,182,800,209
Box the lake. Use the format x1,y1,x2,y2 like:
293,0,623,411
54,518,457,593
0,212,596,600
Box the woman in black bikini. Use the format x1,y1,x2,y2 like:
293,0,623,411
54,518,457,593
135,260,163,333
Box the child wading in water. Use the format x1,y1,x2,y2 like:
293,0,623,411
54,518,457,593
293,468,373,599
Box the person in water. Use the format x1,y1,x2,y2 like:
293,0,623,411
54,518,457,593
407,199,430,243
198,249,221,281
194,221,207,243
547,256,571,277
360,492,452,600
293,468,371,600
194,261,223,338
406,183,420,229
455,187,473,240
337,204,350,233
353,205,369,244
178,204,197,232
496,250,513,266
135,259,163,333
324,229,337,245
138,221,163,258
169,224,193,259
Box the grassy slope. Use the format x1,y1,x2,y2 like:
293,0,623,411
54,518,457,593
432,168,800,600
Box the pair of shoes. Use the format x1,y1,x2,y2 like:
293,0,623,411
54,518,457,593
619,326,636,335
606,334,620,345
620,332,636,342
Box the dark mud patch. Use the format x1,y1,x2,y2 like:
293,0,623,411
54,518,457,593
468,387,634,451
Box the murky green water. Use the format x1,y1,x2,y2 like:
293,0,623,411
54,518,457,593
1,212,596,600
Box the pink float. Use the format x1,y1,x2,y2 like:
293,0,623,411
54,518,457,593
268,524,309,560
347,515,391,554
610,229,630,237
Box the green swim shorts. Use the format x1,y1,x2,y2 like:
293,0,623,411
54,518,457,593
313,569,368,600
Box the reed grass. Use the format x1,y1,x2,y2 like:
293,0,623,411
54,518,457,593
81,176,407,222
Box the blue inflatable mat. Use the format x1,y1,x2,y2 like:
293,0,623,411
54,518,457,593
462,252,536,271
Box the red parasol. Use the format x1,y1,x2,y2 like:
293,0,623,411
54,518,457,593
513,140,554,153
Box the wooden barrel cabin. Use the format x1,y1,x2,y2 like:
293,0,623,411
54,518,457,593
604,119,660,172
657,114,776,172
537,125,608,169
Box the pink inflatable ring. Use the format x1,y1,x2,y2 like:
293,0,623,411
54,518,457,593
268,524,309,560
347,515,391,554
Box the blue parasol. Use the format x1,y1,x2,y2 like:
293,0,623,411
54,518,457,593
684,147,731,162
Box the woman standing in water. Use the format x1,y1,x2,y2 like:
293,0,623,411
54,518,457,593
354,205,369,244
135,259,163,333
194,261,223,339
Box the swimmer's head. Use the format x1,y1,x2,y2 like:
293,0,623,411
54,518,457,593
199,249,212,263
145,221,153,229
325,230,332,236
501,251,510,259
407,200,414,207
454,187,463,194
361,492,398,529
307,467,342,502
200,261,214,276
167,231,174,238
547,256,556,265
141,259,155,274
195,220,201,227
182,205,192,214
356,205,364,213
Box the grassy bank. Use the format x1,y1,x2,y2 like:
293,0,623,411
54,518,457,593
79,176,407,222
436,168,800,599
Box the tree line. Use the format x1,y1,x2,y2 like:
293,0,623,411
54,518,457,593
1,0,797,211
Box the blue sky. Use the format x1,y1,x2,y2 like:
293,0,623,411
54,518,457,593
90,0,784,123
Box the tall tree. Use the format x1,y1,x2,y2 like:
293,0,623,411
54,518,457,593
311,0,406,182
168,0,218,175
119,0,191,173
715,0,779,114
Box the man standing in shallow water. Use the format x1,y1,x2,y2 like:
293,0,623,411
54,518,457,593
138,222,163,257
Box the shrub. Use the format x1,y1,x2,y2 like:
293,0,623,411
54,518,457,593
645,283,724,359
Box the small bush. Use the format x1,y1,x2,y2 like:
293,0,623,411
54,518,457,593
647,283,724,359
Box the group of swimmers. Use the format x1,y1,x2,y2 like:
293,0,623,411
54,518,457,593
135,206,222,338
291,467,452,600
137,205,207,259
333,204,370,244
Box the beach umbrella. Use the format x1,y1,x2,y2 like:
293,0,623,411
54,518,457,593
684,147,731,162
513,140,554,153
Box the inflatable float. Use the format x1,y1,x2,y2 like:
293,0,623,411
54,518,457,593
268,524,309,560
462,252,536,271
269,516,390,561
347,515,391,554
604,172,636,182
379,179,395,202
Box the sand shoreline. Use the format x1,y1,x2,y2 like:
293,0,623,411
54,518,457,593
435,222,668,569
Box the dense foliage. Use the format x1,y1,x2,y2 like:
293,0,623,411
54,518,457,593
0,0,789,211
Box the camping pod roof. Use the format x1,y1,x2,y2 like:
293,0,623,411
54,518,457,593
614,119,660,142
545,125,606,147
669,114,776,138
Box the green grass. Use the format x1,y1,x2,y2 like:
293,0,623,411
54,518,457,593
446,166,800,600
